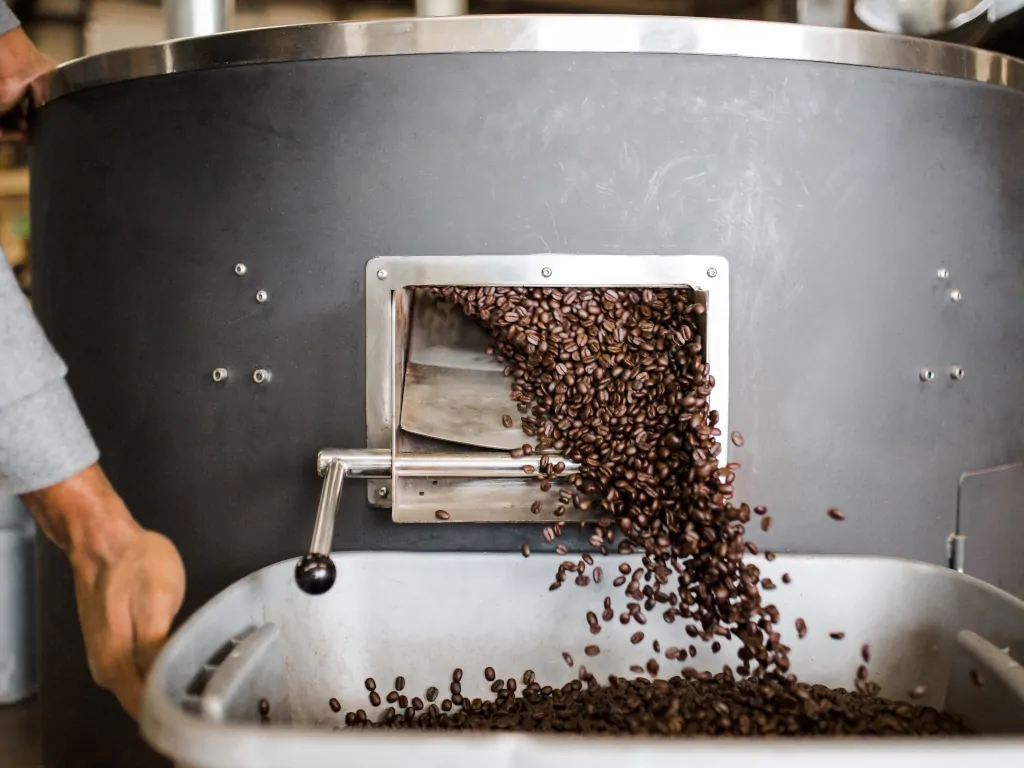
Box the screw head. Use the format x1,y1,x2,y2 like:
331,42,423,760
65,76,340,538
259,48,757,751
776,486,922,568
234,263,247,276
950,289,963,302
936,268,949,280
253,368,270,384
211,367,228,383
707,267,718,278
541,267,553,278
256,290,268,303
949,366,965,381
376,269,388,280
377,486,389,499
919,368,935,382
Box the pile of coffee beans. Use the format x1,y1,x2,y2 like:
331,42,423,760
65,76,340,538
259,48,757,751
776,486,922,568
329,285,968,737
341,668,965,735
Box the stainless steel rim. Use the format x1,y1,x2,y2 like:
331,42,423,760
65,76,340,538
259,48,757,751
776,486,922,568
38,14,1024,104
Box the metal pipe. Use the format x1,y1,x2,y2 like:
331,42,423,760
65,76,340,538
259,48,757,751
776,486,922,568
164,0,230,40
309,460,344,558
415,0,468,17
317,448,579,478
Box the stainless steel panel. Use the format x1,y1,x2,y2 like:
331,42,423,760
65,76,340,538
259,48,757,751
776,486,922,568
957,461,1024,599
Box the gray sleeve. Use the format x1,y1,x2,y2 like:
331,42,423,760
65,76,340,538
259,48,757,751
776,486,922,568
0,2,21,36
1,255,98,494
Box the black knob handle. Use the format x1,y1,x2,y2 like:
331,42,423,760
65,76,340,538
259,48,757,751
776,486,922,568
295,554,336,595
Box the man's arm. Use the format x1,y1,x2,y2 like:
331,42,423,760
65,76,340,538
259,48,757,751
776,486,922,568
0,6,186,718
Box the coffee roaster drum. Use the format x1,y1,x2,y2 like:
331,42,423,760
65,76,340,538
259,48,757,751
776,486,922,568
29,15,1024,767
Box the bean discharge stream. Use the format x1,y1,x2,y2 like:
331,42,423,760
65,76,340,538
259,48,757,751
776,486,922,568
326,286,969,736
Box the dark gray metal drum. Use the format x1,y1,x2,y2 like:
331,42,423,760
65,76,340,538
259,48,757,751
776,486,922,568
29,15,1024,767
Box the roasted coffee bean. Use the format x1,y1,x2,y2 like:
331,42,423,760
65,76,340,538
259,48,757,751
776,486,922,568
386,691,399,704
485,666,496,681
490,680,503,693
259,698,270,717
434,509,450,521
395,676,405,692
412,697,424,711
364,678,376,692
562,652,574,667
760,516,772,532
502,414,514,428
523,669,535,685
555,544,568,555
530,501,542,515
782,573,791,584
593,567,603,583
830,632,845,640
828,508,846,521
862,644,871,663
584,645,601,657
344,712,355,726
451,694,463,706
453,668,463,683
450,682,461,696
426,687,438,702
441,699,452,711
523,465,536,475
398,695,408,709
540,480,552,492
613,575,626,587
329,697,341,713
970,669,985,687
652,640,661,653
730,430,745,447
369,691,381,707
646,659,659,676
795,618,808,638
521,543,531,557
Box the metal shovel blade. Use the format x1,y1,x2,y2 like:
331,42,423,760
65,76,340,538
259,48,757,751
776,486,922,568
399,290,529,451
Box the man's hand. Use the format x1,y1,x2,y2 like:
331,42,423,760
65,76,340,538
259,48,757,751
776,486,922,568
21,464,186,719
0,25,57,141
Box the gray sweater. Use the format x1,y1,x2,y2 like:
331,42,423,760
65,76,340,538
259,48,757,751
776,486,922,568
1,3,99,494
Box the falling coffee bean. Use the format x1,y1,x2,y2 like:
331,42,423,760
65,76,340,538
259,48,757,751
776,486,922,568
485,666,496,682
829,632,845,640
369,691,381,707
630,631,645,645
730,430,745,447
425,686,438,702
521,543,531,557
502,414,514,428
861,644,871,663
562,652,574,667
364,678,376,692
827,508,846,521
259,698,270,717
435,510,450,521
329,698,341,713
795,618,808,639
585,645,601,657
760,516,772,532
395,676,405,692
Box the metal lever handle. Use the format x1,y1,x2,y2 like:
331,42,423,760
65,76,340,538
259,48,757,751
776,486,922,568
296,448,579,595
295,450,391,595
294,461,344,595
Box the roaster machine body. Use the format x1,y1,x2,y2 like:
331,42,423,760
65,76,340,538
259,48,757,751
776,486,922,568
28,15,1024,767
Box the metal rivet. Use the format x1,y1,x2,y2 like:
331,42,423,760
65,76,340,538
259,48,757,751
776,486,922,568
936,268,949,280
919,368,935,382
950,289,962,302
256,290,268,303
377,269,388,280
234,263,247,276
377,486,389,499
253,369,270,384
541,267,552,278
211,367,227,382
949,366,965,381
707,267,718,278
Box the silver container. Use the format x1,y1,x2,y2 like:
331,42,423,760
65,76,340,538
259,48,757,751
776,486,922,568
0,497,36,705
141,552,1024,767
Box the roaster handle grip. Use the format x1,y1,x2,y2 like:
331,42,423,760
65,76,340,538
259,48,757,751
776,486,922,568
295,460,344,595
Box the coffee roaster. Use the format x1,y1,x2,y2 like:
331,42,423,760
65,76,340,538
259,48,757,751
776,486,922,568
30,15,1024,767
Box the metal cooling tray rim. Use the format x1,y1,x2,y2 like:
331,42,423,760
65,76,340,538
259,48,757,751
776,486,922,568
40,14,1024,106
